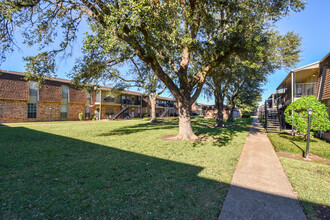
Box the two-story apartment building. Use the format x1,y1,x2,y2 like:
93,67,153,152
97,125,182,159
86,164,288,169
0,70,88,123
276,61,319,109
0,70,179,123
141,96,177,117
264,52,330,132
274,61,319,128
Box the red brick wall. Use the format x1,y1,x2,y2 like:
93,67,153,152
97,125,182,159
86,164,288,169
204,106,230,119
0,99,86,122
70,87,87,104
0,73,28,100
320,56,330,100
37,102,61,121
68,103,85,120
0,99,28,122
39,80,62,102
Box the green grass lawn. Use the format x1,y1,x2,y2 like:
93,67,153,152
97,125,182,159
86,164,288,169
0,117,252,219
268,133,330,158
280,158,330,220
267,132,330,219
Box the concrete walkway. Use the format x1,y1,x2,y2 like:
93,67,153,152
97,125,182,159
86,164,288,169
219,118,306,220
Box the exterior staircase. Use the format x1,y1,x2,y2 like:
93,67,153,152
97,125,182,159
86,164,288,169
266,109,281,133
160,108,170,118
112,107,128,120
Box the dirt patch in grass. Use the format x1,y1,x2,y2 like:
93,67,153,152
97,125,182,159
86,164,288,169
160,134,218,142
277,151,330,165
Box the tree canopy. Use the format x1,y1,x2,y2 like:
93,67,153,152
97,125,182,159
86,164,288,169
0,0,306,140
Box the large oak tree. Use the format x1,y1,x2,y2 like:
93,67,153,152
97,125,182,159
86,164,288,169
0,0,305,140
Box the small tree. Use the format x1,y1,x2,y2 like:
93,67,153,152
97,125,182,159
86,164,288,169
284,96,330,137
78,112,84,121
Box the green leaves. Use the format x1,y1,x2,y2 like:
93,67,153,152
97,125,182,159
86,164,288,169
284,96,330,134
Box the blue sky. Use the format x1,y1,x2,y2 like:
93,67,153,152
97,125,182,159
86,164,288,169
261,0,330,104
1,0,329,105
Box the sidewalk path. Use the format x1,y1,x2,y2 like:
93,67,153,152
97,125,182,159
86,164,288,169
219,118,306,220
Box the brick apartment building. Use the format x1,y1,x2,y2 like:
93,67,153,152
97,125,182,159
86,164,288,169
0,70,178,123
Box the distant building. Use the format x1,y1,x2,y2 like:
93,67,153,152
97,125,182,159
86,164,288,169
203,105,241,119
0,70,179,123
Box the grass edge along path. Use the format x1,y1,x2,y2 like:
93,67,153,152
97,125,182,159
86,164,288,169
0,117,252,219
267,133,330,220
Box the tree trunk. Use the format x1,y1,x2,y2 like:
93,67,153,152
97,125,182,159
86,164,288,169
227,106,235,123
149,95,158,123
215,94,225,127
176,100,198,141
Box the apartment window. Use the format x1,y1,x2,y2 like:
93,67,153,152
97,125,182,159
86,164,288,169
28,81,38,119
27,103,37,119
104,95,115,103
95,91,101,103
60,85,69,118
86,92,92,105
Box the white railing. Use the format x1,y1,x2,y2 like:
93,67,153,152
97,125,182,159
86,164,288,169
295,82,317,97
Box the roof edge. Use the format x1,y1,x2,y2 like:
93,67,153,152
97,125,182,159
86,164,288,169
320,52,330,63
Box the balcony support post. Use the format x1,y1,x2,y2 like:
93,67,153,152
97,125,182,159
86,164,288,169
291,71,295,102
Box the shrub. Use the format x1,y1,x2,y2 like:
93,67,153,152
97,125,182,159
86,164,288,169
284,96,330,136
242,111,250,118
78,113,84,121
144,114,150,118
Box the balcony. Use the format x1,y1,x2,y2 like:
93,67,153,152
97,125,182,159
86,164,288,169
122,99,141,106
276,82,317,109
103,96,121,104
156,102,175,108
295,82,317,98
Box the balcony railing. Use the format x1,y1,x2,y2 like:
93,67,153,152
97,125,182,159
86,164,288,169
276,82,317,108
295,82,317,98
156,103,175,108
122,99,141,105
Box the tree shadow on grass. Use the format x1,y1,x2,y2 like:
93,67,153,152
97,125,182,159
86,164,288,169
192,118,253,147
97,118,252,147
98,119,178,136
278,133,315,157
0,126,328,219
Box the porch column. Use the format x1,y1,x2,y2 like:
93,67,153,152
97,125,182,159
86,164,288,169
291,71,295,103
291,71,295,135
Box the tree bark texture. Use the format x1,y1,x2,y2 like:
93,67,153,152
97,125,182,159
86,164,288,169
215,95,225,127
149,95,157,123
176,100,198,141
227,106,235,123
212,79,227,127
